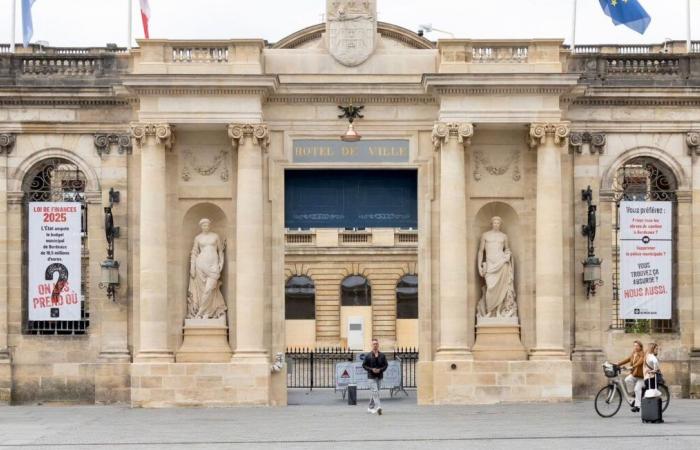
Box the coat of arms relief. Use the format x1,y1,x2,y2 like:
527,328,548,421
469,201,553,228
326,0,377,67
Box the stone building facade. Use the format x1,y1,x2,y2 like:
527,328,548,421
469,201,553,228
1,1,700,406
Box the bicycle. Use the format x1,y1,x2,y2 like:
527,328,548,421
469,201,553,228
594,362,670,418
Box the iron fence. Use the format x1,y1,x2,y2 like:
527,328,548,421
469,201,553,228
285,347,419,390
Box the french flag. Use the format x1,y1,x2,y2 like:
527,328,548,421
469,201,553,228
140,0,151,39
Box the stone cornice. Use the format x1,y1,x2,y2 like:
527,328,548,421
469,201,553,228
266,95,437,105
529,122,570,148
432,122,474,150
0,133,15,154
130,123,174,150
423,73,581,97
94,134,132,157
688,132,700,156
569,132,606,155
0,123,131,134
123,74,279,97
228,123,270,150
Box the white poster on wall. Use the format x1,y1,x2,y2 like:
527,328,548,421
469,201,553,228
619,201,672,320
27,202,82,321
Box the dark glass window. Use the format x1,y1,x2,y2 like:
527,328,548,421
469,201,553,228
341,275,371,306
285,276,315,320
396,274,418,319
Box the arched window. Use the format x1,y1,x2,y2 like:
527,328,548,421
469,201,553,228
285,275,315,320
396,274,418,319
611,156,677,333
22,158,89,334
341,275,371,306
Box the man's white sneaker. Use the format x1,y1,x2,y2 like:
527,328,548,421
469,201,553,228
367,408,374,414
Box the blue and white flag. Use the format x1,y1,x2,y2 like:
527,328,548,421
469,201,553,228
22,0,37,48
598,0,651,35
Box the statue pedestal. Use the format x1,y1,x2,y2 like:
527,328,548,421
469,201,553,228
472,318,527,361
176,317,232,363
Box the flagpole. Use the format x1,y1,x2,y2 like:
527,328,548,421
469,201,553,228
10,0,16,53
687,0,692,53
128,0,133,49
570,0,578,51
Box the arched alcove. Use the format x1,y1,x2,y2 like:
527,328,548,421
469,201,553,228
472,202,524,329
179,203,231,334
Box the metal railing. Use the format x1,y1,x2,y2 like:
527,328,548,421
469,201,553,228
285,347,419,390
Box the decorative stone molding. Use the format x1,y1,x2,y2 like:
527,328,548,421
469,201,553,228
528,123,570,148
473,149,521,182
227,123,270,150
94,134,132,157
181,150,230,182
432,122,474,150
0,133,16,154
129,123,174,150
569,132,607,155
688,132,700,156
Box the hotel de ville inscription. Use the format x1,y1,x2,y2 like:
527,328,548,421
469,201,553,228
292,140,410,163
326,0,377,67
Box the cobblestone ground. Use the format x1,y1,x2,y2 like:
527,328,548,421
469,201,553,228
0,390,698,449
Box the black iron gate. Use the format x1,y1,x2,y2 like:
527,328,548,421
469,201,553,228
286,347,418,390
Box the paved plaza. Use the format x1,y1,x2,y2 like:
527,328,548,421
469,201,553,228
0,391,698,449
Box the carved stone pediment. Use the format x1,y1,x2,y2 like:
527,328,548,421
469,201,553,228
326,0,377,67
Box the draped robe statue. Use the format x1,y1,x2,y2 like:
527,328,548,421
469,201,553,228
477,216,518,320
187,218,227,319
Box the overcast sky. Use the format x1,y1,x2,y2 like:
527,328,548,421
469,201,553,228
0,0,697,48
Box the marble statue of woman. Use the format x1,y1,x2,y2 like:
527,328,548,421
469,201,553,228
187,218,227,319
477,216,518,320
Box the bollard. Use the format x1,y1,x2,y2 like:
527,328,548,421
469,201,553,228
347,384,357,405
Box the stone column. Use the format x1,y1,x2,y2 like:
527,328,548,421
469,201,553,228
432,122,473,361
130,124,174,362
228,123,269,362
529,123,570,360
688,132,700,397
0,134,15,402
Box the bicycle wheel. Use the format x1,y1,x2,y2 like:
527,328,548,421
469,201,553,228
659,384,670,412
595,385,622,418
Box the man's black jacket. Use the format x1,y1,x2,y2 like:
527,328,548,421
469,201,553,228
362,351,388,380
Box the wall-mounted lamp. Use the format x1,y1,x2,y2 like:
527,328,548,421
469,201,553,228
338,104,364,142
581,186,603,298
100,188,121,301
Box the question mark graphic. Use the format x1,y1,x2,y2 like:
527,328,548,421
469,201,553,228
45,263,69,305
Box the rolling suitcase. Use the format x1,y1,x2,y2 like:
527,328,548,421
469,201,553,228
641,375,663,424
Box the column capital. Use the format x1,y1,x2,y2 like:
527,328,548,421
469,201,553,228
94,133,132,157
569,132,606,155
528,122,570,149
129,123,174,150
432,122,474,151
228,123,270,150
687,132,700,156
0,133,16,155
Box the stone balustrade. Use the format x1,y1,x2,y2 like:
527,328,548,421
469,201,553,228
132,39,265,75
284,229,418,249
574,40,700,55
438,39,563,73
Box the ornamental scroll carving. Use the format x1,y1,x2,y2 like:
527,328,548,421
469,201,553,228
432,122,474,150
528,123,570,148
473,149,521,182
129,123,174,150
227,123,270,150
688,132,700,156
94,134,132,157
181,150,230,182
0,133,15,155
569,132,607,155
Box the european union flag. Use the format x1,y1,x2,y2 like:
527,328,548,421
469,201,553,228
598,0,651,34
